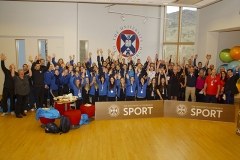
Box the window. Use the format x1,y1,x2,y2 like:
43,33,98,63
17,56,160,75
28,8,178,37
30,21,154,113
16,39,26,69
163,6,197,62
79,40,89,63
38,39,48,65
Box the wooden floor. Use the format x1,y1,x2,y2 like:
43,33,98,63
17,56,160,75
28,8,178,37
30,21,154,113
0,106,240,160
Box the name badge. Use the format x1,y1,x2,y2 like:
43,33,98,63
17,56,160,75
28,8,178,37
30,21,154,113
141,90,143,93
131,90,133,93
111,90,113,93
78,93,81,97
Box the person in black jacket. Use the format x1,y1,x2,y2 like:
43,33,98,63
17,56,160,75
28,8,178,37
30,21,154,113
0,53,18,116
222,66,239,104
31,55,50,109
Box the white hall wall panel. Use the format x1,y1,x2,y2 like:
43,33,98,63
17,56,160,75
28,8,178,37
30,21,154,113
195,0,240,67
77,3,161,63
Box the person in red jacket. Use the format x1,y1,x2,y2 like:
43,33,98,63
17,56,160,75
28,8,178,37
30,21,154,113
203,69,220,103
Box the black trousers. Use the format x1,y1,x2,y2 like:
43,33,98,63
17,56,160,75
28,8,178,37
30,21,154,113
117,97,126,101
90,95,98,105
59,85,69,96
24,86,35,110
137,97,146,101
34,87,45,109
44,88,48,107
126,96,135,101
196,88,204,102
15,94,27,116
99,95,107,102
108,97,116,101
76,99,83,110
167,84,171,100
1,87,15,112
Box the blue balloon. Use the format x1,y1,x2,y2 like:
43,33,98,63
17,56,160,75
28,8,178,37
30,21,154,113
217,64,228,73
227,61,240,70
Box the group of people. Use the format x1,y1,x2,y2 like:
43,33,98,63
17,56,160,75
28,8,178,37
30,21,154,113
0,49,239,118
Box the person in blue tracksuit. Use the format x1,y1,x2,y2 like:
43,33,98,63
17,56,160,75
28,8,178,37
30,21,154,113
89,76,99,104
126,74,137,101
70,75,86,109
135,74,150,101
107,76,117,101
44,64,54,107
59,69,70,96
96,73,109,102
49,69,61,104
116,74,126,101
82,77,90,104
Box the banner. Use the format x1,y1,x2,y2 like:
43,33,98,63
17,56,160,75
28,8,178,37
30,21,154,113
164,100,235,123
95,100,164,120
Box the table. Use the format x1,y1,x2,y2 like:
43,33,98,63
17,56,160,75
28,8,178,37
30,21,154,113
54,100,77,115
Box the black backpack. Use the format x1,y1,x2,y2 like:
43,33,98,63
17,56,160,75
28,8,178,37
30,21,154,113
45,122,59,134
59,116,71,133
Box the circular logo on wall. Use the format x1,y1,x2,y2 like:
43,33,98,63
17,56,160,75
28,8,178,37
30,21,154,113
108,105,120,117
176,104,188,116
113,26,143,60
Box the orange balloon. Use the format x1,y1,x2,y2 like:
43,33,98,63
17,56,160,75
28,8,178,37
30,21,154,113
230,46,240,60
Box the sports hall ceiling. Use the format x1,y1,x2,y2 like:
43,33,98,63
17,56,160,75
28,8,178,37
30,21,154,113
3,0,222,8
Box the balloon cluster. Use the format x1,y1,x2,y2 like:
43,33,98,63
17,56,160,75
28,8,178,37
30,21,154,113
218,46,240,72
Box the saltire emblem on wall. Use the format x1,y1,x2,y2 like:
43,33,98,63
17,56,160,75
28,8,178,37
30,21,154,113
116,30,140,57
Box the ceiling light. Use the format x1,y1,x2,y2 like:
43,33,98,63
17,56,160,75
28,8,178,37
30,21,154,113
120,14,125,21
142,17,148,24
163,2,168,5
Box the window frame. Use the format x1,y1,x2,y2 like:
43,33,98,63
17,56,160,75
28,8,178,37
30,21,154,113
162,6,196,61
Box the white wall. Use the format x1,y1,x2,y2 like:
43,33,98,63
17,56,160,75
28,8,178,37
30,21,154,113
195,0,240,67
77,3,162,63
0,1,163,93
0,1,78,92
217,31,240,67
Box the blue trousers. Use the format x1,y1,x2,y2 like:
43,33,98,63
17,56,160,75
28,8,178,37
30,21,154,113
205,94,217,103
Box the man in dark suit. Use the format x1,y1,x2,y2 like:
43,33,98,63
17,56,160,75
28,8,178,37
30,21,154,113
223,65,239,104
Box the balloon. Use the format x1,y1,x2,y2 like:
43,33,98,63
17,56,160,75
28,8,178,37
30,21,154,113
227,60,240,70
230,46,240,60
217,64,228,73
219,49,233,63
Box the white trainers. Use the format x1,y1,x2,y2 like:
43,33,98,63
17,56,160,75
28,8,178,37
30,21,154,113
24,110,27,113
31,108,35,112
1,112,8,117
11,111,15,115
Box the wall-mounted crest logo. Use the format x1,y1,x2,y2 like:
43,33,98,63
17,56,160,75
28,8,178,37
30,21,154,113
113,26,143,60
108,105,120,117
176,104,188,116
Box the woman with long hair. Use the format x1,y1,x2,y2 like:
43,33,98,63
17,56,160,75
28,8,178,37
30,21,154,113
195,69,206,102
107,76,117,101
70,74,86,109
89,76,99,104
147,77,157,100
179,71,186,101
117,75,126,101
169,66,181,100
219,71,227,103
136,74,150,100
82,77,90,104
126,74,137,101
157,75,168,100
96,72,108,102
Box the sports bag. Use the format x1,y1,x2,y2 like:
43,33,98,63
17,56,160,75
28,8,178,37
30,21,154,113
59,116,70,133
45,122,59,134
